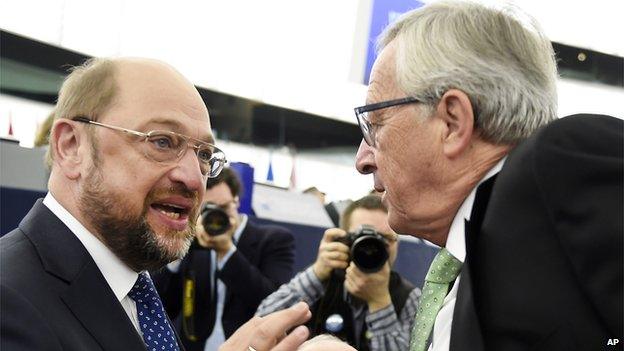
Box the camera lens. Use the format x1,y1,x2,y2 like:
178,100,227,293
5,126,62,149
351,235,388,273
201,203,231,236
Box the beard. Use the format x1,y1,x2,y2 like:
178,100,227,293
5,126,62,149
78,164,199,272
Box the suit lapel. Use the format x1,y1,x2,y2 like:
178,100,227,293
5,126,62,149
223,220,259,310
450,176,496,351
21,200,145,350
61,263,146,350
235,221,260,259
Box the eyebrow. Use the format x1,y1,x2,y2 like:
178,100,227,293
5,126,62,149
142,118,215,144
194,132,216,145
365,75,391,104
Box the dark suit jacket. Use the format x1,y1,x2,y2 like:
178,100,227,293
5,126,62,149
451,114,623,350
152,219,295,351
0,200,147,351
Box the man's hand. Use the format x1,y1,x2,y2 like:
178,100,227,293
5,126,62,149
219,302,311,351
195,222,234,260
312,229,350,281
344,261,392,312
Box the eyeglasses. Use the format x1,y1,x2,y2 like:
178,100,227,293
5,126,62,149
73,116,227,178
354,97,420,147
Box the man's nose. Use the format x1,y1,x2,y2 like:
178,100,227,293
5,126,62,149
355,139,376,175
168,148,206,194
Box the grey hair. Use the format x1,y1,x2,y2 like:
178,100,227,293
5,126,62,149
378,0,558,144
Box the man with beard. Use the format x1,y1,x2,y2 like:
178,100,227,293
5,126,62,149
353,2,622,351
0,57,312,351
153,167,295,351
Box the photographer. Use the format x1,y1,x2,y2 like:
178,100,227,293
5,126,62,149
256,195,420,351
152,167,295,351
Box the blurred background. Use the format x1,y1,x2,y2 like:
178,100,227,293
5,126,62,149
1,0,623,203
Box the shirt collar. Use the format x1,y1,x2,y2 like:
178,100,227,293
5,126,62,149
43,193,138,302
233,214,248,243
445,157,506,263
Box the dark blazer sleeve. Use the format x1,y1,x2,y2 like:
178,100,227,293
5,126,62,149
219,223,295,309
532,114,623,335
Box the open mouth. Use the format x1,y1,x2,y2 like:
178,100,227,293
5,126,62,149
151,202,191,220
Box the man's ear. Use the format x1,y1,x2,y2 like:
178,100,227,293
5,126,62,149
49,119,85,180
436,89,475,158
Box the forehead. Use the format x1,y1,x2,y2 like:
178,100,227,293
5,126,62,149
203,182,234,203
349,208,391,233
105,60,212,142
366,41,402,104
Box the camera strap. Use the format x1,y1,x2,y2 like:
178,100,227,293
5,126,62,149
309,270,356,344
182,270,198,341
182,250,218,342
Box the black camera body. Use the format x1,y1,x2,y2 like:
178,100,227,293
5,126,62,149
335,225,389,273
200,203,231,236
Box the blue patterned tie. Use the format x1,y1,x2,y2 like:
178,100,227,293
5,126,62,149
128,272,180,351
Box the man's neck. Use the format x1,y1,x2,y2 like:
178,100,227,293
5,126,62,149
429,142,510,247
48,180,106,244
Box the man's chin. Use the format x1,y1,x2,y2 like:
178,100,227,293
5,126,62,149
154,229,194,259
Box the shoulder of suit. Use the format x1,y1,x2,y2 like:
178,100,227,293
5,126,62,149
1,229,35,270
506,113,622,168
534,114,622,146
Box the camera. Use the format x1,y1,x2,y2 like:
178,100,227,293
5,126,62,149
335,225,389,273
200,203,231,236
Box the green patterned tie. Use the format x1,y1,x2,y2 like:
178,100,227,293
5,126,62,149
410,248,462,351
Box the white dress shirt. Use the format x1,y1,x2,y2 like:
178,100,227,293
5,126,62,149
428,158,505,351
43,193,141,333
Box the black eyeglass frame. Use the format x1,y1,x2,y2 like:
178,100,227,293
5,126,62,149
354,97,421,147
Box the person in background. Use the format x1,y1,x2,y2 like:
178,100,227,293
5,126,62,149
303,186,341,226
33,110,55,147
257,195,420,351
354,1,622,350
303,186,327,205
153,167,296,351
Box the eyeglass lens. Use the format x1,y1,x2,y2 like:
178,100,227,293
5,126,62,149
142,131,225,178
357,112,374,146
